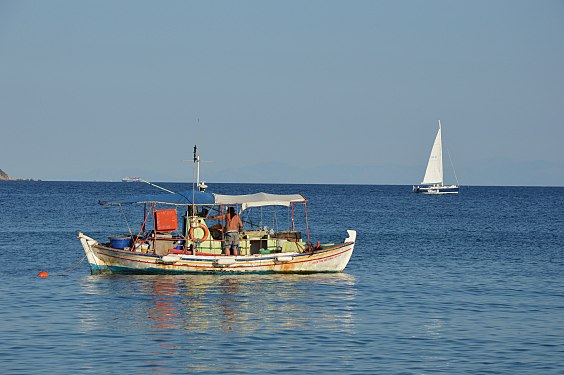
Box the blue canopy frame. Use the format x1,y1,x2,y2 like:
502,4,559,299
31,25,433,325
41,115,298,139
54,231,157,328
99,190,215,206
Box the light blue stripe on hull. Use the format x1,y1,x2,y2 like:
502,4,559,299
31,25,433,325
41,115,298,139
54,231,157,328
88,263,342,275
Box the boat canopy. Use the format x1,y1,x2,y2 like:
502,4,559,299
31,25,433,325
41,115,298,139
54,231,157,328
100,191,305,209
214,193,306,210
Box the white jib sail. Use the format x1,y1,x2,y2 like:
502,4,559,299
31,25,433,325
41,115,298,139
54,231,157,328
421,122,443,185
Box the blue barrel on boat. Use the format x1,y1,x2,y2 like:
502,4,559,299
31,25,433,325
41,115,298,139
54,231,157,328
109,236,132,249
175,240,186,250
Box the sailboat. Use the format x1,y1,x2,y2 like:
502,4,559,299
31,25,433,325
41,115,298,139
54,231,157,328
413,120,460,194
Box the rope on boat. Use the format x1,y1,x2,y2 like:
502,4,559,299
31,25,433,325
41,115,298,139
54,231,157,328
446,147,460,186
119,204,133,237
55,254,88,276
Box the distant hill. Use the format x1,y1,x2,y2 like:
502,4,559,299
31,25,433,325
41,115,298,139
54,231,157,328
0,168,10,180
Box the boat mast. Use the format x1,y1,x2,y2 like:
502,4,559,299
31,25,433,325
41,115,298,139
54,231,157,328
194,145,201,189
193,144,208,192
186,145,198,239
438,120,443,186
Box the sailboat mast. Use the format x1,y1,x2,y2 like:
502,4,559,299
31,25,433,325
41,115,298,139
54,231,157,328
438,120,443,186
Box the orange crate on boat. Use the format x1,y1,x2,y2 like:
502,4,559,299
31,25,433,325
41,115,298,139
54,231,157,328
154,209,178,232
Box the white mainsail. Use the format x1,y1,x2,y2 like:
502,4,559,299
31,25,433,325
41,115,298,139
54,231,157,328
421,121,443,185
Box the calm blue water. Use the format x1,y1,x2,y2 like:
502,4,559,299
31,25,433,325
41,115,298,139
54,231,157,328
0,182,563,374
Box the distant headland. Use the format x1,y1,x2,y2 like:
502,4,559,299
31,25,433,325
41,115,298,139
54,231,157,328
0,168,10,180
0,168,40,181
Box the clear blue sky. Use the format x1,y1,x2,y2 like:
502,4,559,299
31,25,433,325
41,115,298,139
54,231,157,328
1,0,563,186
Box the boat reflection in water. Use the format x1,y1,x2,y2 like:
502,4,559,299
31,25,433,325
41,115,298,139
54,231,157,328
164,274,355,333
78,273,357,372
79,273,357,335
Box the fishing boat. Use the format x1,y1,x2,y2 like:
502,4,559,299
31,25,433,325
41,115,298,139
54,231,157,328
413,120,460,194
78,148,356,275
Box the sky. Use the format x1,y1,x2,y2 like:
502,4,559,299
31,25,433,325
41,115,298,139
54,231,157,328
1,0,563,186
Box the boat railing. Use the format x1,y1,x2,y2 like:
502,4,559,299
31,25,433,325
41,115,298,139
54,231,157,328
109,228,307,256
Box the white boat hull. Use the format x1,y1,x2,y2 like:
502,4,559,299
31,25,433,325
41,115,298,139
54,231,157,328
78,231,356,274
413,185,459,194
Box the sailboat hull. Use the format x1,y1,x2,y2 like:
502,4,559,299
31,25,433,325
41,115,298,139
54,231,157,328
413,185,459,194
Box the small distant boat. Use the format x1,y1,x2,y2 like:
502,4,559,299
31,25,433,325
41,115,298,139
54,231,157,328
413,120,460,194
122,177,141,183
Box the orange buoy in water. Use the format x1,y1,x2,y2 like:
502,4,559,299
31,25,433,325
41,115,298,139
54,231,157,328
38,271,49,278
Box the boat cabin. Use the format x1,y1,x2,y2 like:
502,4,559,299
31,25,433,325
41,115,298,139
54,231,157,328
100,191,311,257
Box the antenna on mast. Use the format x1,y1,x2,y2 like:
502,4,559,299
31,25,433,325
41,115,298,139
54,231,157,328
192,145,207,192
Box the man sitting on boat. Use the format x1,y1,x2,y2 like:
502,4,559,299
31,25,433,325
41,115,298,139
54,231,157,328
208,207,243,256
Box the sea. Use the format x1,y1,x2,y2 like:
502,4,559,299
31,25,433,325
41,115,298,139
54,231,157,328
0,181,563,374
